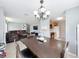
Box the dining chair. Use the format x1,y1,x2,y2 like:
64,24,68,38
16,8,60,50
16,42,24,58
15,42,37,58
61,41,69,58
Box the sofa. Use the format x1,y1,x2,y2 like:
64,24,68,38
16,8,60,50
6,30,30,43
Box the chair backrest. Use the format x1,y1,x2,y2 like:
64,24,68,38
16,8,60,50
65,41,69,49
16,42,23,58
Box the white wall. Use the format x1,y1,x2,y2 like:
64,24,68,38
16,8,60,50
39,19,50,38
8,22,27,31
4,20,8,33
0,8,6,43
65,6,79,55
30,18,50,38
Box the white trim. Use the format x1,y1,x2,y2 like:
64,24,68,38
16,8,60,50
77,24,79,57
65,51,78,58
68,51,76,56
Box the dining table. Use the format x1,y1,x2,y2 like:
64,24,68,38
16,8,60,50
21,36,66,58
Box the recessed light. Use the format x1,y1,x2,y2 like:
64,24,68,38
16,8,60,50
6,17,13,22
56,16,64,20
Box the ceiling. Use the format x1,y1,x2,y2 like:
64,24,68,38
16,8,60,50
0,0,79,25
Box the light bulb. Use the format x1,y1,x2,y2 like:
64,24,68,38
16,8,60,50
36,14,40,18
46,11,50,15
34,11,38,15
40,7,46,12
43,14,47,18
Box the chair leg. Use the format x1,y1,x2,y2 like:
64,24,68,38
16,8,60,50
60,49,65,58
16,43,20,58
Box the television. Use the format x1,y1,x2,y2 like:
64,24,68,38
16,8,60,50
33,26,38,30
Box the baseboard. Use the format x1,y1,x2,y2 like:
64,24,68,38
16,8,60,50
67,51,77,57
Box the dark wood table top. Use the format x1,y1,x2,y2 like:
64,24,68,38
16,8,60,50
21,36,66,58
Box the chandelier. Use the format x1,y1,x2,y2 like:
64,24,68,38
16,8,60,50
34,0,50,20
